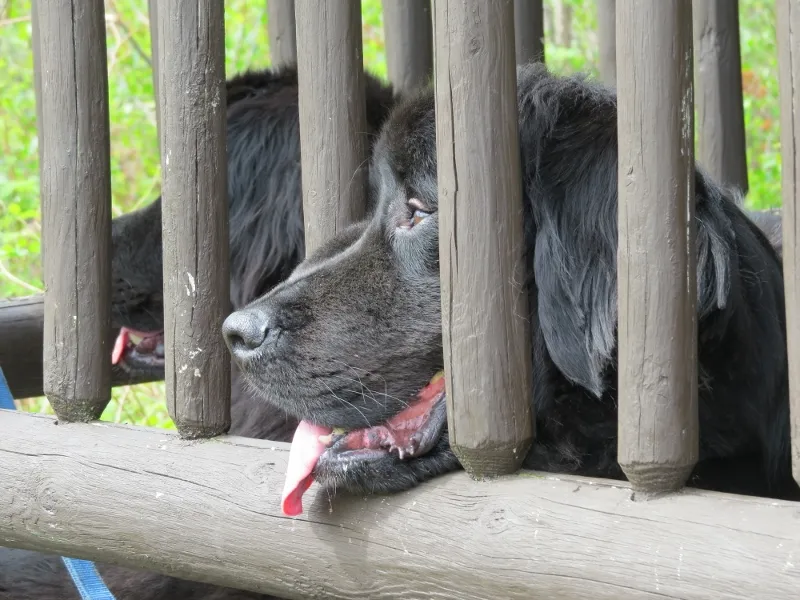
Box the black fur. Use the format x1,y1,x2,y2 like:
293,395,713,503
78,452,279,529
226,63,798,504
1,65,396,600
6,63,791,600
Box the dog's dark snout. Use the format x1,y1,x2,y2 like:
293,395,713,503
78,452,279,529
222,309,272,359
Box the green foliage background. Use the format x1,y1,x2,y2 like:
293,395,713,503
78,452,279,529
0,0,782,428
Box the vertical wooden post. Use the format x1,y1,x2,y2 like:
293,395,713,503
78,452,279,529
596,0,616,85
693,0,748,195
777,0,800,488
514,0,545,64
382,0,433,93
295,0,369,254
554,0,573,47
616,0,699,494
267,0,298,67
33,0,113,422
157,0,231,438
148,0,161,158
433,0,534,478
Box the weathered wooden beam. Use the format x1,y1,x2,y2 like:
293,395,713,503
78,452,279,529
32,0,113,422
382,0,433,93
295,0,369,254
596,0,616,85
433,0,534,478
514,0,545,64
692,0,748,195
156,0,231,438
616,0,700,493
267,0,298,67
0,296,162,400
777,0,800,487
1,410,799,600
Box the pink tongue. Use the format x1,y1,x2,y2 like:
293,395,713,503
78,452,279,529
111,329,130,365
281,420,332,516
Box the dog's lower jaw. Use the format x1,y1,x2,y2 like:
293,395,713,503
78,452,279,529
313,435,462,496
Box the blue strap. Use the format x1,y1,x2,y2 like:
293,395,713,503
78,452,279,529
0,367,116,600
61,557,117,600
0,367,14,410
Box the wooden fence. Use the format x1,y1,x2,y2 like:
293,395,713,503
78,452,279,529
1,0,799,598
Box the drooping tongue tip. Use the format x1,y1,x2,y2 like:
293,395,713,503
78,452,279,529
111,329,129,365
281,474,314,517
281,420,332,517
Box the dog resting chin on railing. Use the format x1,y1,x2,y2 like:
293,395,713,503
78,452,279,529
222,64,797,515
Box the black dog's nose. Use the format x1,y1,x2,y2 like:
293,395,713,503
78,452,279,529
222,309,271,358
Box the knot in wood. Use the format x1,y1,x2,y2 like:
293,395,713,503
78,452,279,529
37,482,68,516
467,33,483,56
479,504,511,534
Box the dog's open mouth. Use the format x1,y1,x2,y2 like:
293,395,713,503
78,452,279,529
281,371,447,516
111,327,165,371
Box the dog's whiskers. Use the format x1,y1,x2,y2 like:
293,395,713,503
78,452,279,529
329,359,411,409
320,379,372,428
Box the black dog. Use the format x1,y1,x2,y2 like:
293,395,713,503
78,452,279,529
1,65,396,600
3,64,789,599
223,63,798,510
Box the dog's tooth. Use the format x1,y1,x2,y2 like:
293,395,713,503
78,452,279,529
318,434,334,446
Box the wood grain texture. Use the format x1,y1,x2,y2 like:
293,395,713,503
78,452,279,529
514,0,545,64
0,296,162,400
596,0,616,85
156,0,231,438
433,0,534,478
692,0,748,195
1,410,799,600
382,0,433,94
33,0,113,422
267,0,297,68
616,0,700,493
777,0,800,487
295,0,369,254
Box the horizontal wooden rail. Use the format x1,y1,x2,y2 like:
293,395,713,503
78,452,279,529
1,410,799,600
0,296,161,400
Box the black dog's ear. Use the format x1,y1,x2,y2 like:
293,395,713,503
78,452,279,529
531,168,734,399
533,207,617,398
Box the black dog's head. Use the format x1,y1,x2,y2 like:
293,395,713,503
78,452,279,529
107,66,397,379
222,89,457,503
224,63,790,508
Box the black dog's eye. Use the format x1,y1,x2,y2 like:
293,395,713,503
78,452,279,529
399,198,431,230
411,208,429,225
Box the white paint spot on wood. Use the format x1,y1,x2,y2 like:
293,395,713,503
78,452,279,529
185,272,196,297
